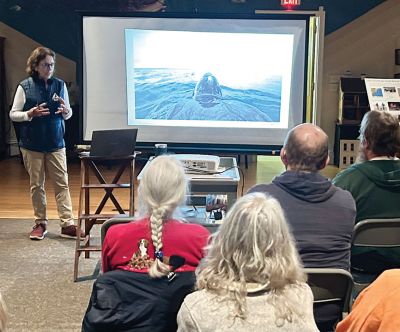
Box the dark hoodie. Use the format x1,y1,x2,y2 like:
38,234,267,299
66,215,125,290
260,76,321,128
248,171,356,270
333,160,400,271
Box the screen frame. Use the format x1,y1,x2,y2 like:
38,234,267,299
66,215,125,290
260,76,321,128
78,11,318,154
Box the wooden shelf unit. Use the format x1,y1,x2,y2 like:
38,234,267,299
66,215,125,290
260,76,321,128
335,77,370,168
338,77,369,124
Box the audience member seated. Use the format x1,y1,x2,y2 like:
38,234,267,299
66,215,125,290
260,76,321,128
0,292,7,332
82,155,210,332
336,269,400,332
248,123,356,332
333,110,400,274
177,193,319,332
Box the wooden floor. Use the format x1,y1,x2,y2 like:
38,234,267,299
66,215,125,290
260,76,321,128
0,155,339,220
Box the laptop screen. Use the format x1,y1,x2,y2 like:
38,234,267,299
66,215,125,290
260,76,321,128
90,129,138,157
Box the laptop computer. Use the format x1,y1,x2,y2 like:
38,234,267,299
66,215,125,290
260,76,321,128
90,129,138,157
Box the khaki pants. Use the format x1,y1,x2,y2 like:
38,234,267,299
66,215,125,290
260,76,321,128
21,147,74,227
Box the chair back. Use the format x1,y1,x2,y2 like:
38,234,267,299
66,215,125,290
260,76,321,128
352,218,400,247
305,268,354,313
351,218,400,292
101,217,132,245
201,223,220,234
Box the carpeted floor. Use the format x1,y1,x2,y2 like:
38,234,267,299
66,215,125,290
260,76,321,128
0,219,101,332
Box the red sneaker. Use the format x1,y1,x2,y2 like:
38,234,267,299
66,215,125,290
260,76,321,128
61,225,85,240
29,223,47,240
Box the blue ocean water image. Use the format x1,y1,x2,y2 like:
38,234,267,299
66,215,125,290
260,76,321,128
371,88,383,97
133,68,281,122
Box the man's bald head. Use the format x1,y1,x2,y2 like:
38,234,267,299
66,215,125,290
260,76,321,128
281,123,329,172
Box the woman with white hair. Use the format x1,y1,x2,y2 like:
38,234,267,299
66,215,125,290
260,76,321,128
177,192,318,332
83,155,210,332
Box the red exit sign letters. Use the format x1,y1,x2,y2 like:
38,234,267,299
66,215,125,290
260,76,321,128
281,0,301,5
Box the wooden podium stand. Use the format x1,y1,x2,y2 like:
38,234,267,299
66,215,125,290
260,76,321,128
73,154,137,281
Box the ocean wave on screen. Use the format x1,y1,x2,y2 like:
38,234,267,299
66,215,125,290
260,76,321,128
133,68,282,122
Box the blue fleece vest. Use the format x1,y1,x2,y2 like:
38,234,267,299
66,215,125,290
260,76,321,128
19,76,66,152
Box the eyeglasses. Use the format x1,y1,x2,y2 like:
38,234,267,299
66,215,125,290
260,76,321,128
40,62,55,69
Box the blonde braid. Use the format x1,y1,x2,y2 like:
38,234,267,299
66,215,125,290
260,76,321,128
149,206,171,278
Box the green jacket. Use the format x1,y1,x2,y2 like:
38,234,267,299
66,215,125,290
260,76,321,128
333,160,400,222
333,160,400,271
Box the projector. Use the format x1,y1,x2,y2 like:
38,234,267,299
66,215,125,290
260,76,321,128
173,154,220,172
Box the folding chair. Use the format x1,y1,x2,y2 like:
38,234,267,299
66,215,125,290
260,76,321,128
101,217,133,245
305,267,353,327
351,218,400,292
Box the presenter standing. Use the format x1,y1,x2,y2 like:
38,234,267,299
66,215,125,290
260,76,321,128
10,46,83,240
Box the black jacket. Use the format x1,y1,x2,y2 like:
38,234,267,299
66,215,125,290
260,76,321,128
82,269,196,332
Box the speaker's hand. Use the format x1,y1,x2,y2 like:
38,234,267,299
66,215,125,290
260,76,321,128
28,103,50,118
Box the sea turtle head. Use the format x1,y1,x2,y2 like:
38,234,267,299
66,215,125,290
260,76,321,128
193,72,222,105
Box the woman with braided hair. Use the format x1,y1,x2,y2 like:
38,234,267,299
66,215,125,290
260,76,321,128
82,155,209,332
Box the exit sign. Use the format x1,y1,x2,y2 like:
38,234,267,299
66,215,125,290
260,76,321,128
281,0,301,5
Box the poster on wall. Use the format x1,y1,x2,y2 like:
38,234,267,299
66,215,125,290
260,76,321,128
364,78,400,117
